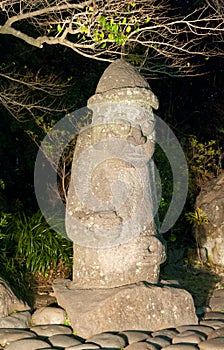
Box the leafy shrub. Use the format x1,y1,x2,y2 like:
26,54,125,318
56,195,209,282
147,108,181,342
187,135,223,197
0,210,73,284
185,207,208,227
4,210,73,274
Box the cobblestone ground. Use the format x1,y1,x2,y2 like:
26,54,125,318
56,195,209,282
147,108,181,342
1,306,224,350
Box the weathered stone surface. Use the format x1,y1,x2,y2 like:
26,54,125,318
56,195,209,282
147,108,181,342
0,311,31,328
30,324,72,337
172,330,206,344
118,330,151,344
176,324,213,336
199,337,224,349
48,334,83,347
86,332,127,348
200,320,224,329
89,59,159,108
195,172,224,267
0,329,36,346
65,59,165,290
151,328,179,339
203,311,224,320
209,289,224,311
66,344,100,349
71,226,165,288
31,306,66,326
54,59,198,341
5,338,50,350
125,342,158,350
146,335,171,347
164,345,199,349
207,326,224,339
0,277,30,318
53,280,197,338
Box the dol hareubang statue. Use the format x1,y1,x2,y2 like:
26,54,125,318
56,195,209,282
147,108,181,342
65,59,166,288
53,60,197,338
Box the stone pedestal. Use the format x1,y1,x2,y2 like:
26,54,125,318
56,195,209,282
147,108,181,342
53,279,198,338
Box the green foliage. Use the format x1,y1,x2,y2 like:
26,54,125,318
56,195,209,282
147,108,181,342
0,212,11,230
187,135,223,191
154,134,222,246
0,211,73,276
185,207,208,227
77,4,143,47
0,179,5,190
94,15,129,46
0,211,27,290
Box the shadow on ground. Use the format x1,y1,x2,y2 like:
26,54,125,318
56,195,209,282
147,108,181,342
160,242,221,313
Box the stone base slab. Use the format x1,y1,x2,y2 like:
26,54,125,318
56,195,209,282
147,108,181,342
53,279,198,338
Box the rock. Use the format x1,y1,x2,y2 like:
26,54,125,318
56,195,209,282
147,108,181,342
152,329,179,341
54,280,197,338
31,306,66,325
125,342,158,350
118,330,150,344
164,345,199,349
48,334,83,347
30,324,72,337
200,320,224,329
207,326,224,339
172,330,206,344
5,338,50,350
0,277,30,318
65,344,100,349
199,337,224,349
0,329,36,346
203,311,224,320
146,335,171,347
176,324,214,336
209,289,224,311
86,332,127,348
0,311,31,328
195,172,224,268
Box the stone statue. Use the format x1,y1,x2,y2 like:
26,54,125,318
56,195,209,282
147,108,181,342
53,59,197,338
66,59,166,287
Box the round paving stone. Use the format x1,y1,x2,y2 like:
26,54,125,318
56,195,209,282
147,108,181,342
203,312,224,320
199,337,224,349
207,326,224,339
30,324,72,337
86,333,127,348
172,330,206,344
118,330,150,344
0,329,36,346
125,342,158,350
176,325,213,336
5,338,50,350
151,328,179,339
200,320,224,329
146,335,171,347
164,345,199,349
65,344,100,349
48,334,83,347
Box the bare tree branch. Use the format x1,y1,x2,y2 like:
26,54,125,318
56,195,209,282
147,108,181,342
0,0,223,74
0,64,72,122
